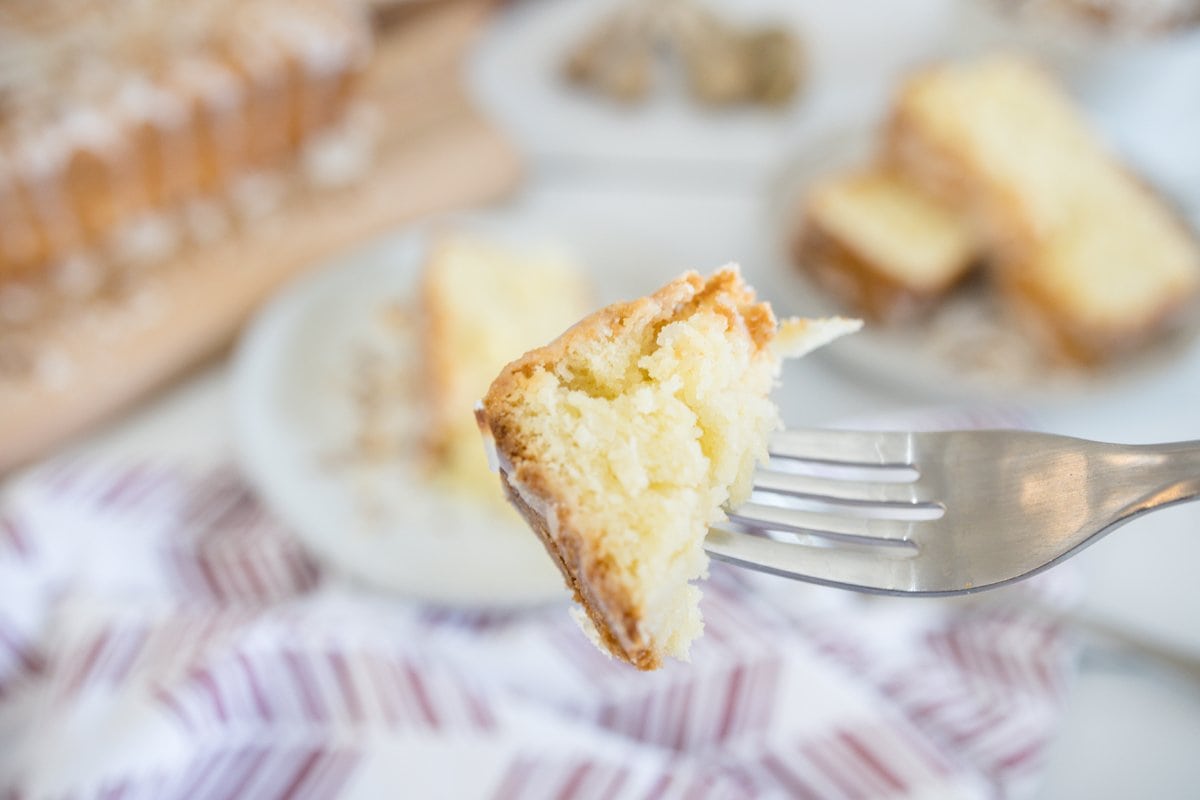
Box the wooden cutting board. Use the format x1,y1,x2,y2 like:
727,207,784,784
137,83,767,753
0,0,520,473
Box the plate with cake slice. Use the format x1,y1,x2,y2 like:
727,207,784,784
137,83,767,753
769,55,1200,401
232,213,604,607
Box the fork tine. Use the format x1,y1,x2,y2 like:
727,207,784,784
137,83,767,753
770,428,914,466
705,527,923,593
728,503,916,543
754,469,937,505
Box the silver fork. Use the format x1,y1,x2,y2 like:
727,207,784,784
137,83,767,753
705,428,1200,595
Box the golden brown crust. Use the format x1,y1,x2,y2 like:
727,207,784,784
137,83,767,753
498,470,660,670
995,258,1200,366
481,268,775,472
478,267,773,669
484,268,775,409
793,210,956,323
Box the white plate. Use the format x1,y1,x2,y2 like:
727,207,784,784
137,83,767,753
231,208,687,608
763,126,1200,404
231,215,560,608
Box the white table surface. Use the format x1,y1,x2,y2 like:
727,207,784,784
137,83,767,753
7,0,1200,797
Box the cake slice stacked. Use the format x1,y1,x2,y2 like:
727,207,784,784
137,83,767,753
795,55,1200,363
887,56,1200,362
798,169,978,322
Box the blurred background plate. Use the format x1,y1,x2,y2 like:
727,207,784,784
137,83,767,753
764,124,1200,404
232,212,581,608
230,206,691,607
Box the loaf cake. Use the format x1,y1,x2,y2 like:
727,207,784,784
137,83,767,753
0,0,370,311
419,233,591,502
796,169,978,321
886,55,1200,362
476,267,859,669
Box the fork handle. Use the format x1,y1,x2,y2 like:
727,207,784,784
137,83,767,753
1135,440,1200,510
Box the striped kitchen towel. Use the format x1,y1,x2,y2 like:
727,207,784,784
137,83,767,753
0,452,1077,799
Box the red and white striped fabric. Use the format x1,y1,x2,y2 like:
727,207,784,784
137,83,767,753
0,448,1078,799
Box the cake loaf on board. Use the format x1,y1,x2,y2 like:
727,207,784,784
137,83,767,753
0,0,520,472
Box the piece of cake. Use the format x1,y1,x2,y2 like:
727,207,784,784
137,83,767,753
476,266,859,669
886,55,1200,362
795,168,979,321
419,233,591,502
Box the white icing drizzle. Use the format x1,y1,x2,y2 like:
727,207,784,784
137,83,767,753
14,121,71,178
114,76,189,130
505,467,561,541
569,607,610,654
108,213,180,267
301,113,375,187
164,57,247,187
476,406,504,474
268,13,359,77
475,406,561,537
168,57,245,116
59,106,125,157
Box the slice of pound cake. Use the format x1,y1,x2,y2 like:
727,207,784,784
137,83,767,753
476,266,859,669
887,56,1200,362
419,233,591,503
796,169,979,322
